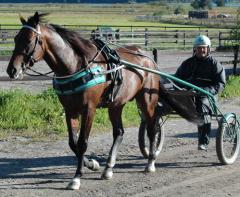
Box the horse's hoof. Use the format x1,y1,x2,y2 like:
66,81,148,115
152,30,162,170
101,168,113,180
145,162,156,173
90,159,100,171
66,177,81,190
145,166,156,173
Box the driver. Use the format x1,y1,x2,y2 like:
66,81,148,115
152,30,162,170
175,35,226,151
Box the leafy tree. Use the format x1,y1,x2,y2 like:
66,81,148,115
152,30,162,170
230,8,240,47
230,8,240,75
152,0,167,6
128,0,137,4
215,0,225,7
174,5,186,15
191,0,212,9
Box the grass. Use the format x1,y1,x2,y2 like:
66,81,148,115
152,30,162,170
0,75,239,140
1,3,237,28
0,88,140,140
0,2,238,35
0,3,166,26
221,75,240,98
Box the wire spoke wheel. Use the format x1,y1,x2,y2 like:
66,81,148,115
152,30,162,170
216,113,240,165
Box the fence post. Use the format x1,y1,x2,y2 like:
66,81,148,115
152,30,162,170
145,28,148,49
131,26,133,44
183,31,186,49
176,30,179,44
152,48,158,64
218,31,222,47
233,45,239,75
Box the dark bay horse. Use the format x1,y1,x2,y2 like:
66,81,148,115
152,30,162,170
7,12,201,190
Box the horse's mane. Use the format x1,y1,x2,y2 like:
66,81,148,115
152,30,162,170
48,24,95,57
27,13,96,60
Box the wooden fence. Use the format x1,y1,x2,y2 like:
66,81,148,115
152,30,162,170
0,25,239,74
0,25,235,52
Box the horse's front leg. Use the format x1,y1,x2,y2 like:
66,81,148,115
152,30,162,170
65,112,100,172
102,106,124,180
66,106,97,190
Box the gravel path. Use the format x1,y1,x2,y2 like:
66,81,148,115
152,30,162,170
0,98,240,197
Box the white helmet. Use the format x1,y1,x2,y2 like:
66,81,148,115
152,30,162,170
194,35,211,47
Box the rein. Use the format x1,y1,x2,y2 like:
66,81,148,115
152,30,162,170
24,67,54,78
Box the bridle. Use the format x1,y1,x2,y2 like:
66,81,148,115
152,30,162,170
13,25,53,77
21,25,41,68
13,25,41,69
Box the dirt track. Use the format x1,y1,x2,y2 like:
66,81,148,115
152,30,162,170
0,98,240,197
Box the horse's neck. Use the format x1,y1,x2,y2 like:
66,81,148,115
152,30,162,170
43,28,81,75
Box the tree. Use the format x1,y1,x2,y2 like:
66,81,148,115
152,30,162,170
215,0,225,7
152,0,167,6
230,8,240,75
191,0,212,10
174,5,186,15
230,8,240,48
128,0,137,3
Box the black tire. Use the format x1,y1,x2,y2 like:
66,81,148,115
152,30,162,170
216,113,240,165
138,117,164,159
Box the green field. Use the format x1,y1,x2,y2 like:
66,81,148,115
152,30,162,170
0,3,168,26
0,3,237,27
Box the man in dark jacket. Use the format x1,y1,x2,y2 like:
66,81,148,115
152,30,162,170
175,35,226,150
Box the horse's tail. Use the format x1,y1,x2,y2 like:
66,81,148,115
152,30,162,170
159,86,203,125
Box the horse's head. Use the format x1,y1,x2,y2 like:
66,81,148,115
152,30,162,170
7,12,46,79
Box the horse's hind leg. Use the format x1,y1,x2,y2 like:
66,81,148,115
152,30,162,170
101,105,124,180
137,98,158,173
65,111,100,172
145,116,157,172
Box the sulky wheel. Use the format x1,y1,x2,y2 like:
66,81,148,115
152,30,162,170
216,113,240,165
138,116,164,159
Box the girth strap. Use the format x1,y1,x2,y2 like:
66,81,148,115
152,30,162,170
53,66,106,95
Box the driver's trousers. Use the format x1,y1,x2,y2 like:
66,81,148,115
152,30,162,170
195,96,212,145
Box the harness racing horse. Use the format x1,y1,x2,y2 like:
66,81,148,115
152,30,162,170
7,12,201,190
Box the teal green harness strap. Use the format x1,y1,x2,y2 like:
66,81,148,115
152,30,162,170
53,66,106,95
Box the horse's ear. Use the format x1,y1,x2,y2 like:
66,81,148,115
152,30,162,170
19,14,26,25
33,11,40,25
